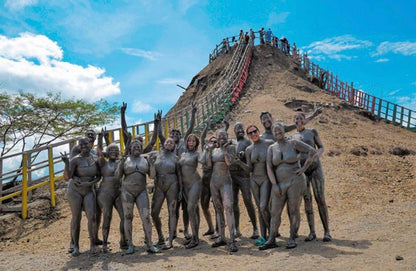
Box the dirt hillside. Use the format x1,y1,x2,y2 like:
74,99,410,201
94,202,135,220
1,44,415,271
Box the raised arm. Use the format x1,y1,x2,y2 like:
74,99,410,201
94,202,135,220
284,107,323,133
121,102,130,146
184,102,197,140
97,129,106,168
143,112,160,154
200,117,211,151
157,110,166,145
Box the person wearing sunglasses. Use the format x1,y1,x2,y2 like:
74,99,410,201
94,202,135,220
235,124,274,246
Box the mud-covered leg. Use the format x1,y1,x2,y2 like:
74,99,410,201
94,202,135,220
259,185,285,250
211,182,226,247
311,167,331,241
286,180,305,249
151,187,165,246
114,196,127,249
303,177,316,241
83,191,97,254
240,176,258,239
186,181,202,248
121,190,135,254
259,180,271,237
67,187,82,257
137,190,159,253
201,173,214,235
165,182,178,249
97,193,113,252
223,182,237,252
231,177,241,238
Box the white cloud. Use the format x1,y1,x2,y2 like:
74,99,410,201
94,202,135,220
0,33,120,101
5,0,37,11
302,35,373,61
396,95,416,111
373,41,416,56
121,48,162,61
375,58,389,63
267,12,290,25
132,100,153,113
388,89,400,96
177,0,199,15
157,78,186,85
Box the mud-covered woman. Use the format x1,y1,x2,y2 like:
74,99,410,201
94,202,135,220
96,129,126,252
235,124,274,246
260,123,316,250
206,129,238,252
115,139,159,254
66,137,101,256
149,137,182,250
178,133,203,248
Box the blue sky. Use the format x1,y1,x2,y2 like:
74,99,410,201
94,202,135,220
1,0,415,127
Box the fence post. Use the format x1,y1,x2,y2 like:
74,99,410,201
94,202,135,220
27,152,32,201
132,125,136,138
371,95,376,114
22,152,28,219
385,102,390,122
392,104,397,124
119,129,125,154
48,147,56,207
144,123,149,146
399,106,404,126
407,110,412,128
180,115,184,135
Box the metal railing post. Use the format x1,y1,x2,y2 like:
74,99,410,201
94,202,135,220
22,153,28,219
48,147,56,207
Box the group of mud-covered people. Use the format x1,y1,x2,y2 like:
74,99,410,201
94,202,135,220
62,101,331,256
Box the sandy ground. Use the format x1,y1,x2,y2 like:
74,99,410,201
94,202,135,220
1,45,415,270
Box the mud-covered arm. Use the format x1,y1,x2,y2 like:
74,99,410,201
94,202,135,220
157,111,166,146
121,102,130,146
284,107,323,132
97,130,106,168
115,155,126,180
200,118,211,150
60,151,70,181
293,140,317,175
176,158,183,201
266,146,278,185
143,112,160,154
235,147,252,172
313,128,324,157
184,102,197,140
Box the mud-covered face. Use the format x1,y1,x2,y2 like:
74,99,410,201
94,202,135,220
108,146,119,160
130,141,142,156
170,130,181,142
294,113,306,128
187,136,196,150
217,131,228,146
261,114,273,129
79,138,90,155
85,130,96,146
247,127,260,142
164,138,175,151
273,126,285,141
234,123,245,139
208,137,218,148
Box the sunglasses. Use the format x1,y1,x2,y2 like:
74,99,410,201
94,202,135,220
247,129,258,135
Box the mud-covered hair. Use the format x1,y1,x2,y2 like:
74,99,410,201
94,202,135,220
186,133,200,150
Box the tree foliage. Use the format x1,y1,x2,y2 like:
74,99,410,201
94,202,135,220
0,91,118,156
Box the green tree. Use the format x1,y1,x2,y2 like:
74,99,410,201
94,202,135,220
0,91,118,156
